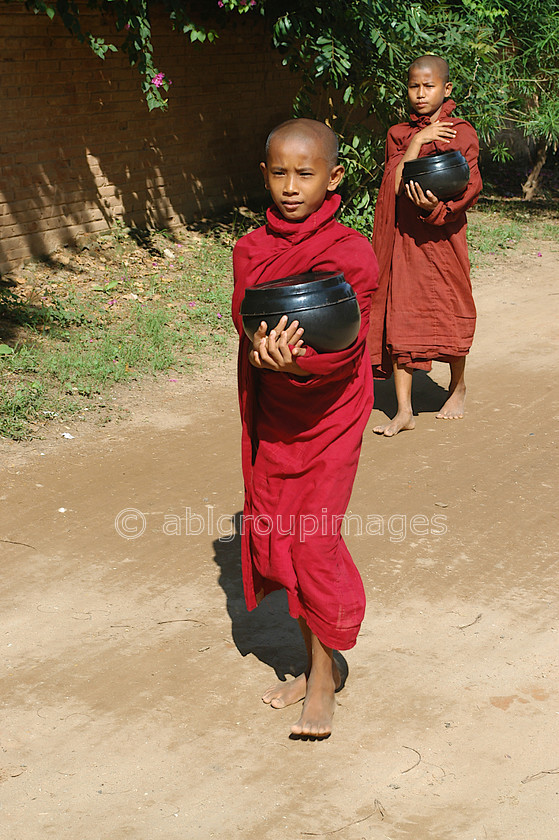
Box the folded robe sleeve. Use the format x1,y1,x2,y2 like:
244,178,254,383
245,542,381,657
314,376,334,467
419,122,482,226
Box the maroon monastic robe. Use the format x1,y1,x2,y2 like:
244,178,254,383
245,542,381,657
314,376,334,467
368,99,482,377
232,193,379,650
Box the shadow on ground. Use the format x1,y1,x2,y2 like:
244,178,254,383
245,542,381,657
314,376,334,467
373,370,450,419
213,512,351,692
212,512,305,681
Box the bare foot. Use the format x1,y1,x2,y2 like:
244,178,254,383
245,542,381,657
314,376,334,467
262,673,307,709
262,659,342,713
436,386,466,419
373,410,415,437
290,671,337,738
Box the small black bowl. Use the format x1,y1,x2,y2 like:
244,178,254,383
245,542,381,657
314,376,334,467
240,271,360,352
403,150,470,199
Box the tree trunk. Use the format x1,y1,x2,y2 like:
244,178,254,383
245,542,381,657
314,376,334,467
522,138,549,200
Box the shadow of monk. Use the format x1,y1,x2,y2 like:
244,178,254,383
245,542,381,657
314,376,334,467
212,512,305,681
373,369,451,420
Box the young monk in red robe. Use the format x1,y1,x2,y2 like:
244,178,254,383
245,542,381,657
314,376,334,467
368,54,483,436
231,118,378,737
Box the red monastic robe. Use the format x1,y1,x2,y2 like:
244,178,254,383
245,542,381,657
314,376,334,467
232,193,379,650
368,99,483,377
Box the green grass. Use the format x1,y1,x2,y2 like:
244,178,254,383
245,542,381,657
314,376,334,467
467,199,559,266
467,216,525,254
0,233,236,439
540,221,559,243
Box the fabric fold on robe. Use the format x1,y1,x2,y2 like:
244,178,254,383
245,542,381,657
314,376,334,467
232,192,379,650
367,99,483,377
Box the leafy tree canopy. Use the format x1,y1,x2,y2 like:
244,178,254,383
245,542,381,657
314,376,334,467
264,0,558,204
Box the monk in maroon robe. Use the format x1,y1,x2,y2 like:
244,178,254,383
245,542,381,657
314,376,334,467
232,119,378,737
368,55,482,436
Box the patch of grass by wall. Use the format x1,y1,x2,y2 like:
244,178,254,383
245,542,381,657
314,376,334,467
0,228,236,439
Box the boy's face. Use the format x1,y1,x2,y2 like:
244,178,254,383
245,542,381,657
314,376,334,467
260,135,344,222
408,65,453,118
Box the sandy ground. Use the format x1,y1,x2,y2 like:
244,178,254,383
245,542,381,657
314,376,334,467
1,240,558,840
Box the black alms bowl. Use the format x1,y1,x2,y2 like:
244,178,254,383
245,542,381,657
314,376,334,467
240,271,361,353
403,150,470,199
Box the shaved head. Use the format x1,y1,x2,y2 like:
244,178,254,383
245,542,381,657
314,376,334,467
266,119,339,168
408,55,450,84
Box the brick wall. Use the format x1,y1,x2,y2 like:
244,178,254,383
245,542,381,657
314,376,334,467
0,6,300,273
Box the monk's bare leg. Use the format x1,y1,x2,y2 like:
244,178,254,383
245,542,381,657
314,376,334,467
291,624,340,738
437,357,466,419
374,360,416,436
262,617,312,708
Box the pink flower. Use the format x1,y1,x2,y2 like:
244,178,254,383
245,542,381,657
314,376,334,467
217,1,224,6
188,301,196,307
151,72,170,89
537,252,542,257
217,313,222,319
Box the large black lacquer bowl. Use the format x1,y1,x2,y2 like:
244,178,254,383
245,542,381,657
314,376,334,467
403,150,470,199
240,271,360,353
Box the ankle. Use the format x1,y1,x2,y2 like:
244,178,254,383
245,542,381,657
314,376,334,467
449,381,466,394
309,662,335,687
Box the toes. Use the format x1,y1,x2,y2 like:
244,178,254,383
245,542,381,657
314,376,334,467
373,424,394,436
262,690,286,707
374,419,414,436
291,721,331,738
262,675,307,708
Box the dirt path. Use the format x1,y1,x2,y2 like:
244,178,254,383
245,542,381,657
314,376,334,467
1,243,558,840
